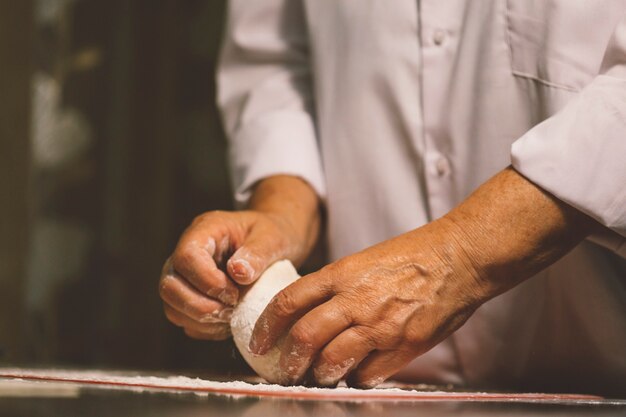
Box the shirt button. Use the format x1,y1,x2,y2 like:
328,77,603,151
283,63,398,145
435,157,450,176
433,29,446,46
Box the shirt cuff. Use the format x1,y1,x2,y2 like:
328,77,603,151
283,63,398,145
228,110,326,208
511,75,626,245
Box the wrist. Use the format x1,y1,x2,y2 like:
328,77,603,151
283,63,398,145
248,175,322,264
424,217,494,306
442,167,598,299
432,216,496,302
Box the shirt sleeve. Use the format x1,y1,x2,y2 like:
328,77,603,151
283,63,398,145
217,0,325,207
511,19,626,258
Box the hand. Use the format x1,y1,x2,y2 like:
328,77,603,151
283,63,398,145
249,218,485,387
248,168,599,387
159,176,321,341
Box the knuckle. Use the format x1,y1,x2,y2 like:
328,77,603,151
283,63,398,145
321,261,341,276
352,326,380,350
289,321,316,346
376,319,398,336
158,276,174,299
333,297,354,322
381,310,425,348
271,290,298,317
191,211,215,225
316,265,340,293
184,300,213,320
172,246,195,270
403,327,427,348
317,348,344,368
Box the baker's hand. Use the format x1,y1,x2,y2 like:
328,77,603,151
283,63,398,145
248,168,598,387
249,218,485,388
159,176,321,341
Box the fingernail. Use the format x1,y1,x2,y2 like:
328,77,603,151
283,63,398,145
314,358,355,387
219,308,233,321
229,259,255,284
249,334,269,355
248,316,271,354
361,376,385,389
248,337,261,355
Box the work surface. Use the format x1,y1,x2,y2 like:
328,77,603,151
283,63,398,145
0,368,625,417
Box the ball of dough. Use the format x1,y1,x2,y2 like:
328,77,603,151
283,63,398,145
230,260,300,383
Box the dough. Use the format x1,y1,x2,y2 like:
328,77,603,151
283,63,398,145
230,260,300,383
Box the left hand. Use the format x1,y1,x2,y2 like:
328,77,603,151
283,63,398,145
248,218,487,388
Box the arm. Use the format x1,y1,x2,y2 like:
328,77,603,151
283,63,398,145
219,0,325,207
249,16,626,387
249,167,599,387
159,175,320,340
160,0,325,340
244,175,321,274
445,167,600,298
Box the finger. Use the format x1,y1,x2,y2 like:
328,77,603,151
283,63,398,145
171,238,239,305
159,272,233,323
209,234,234,267
249,271,333,355
310,327,375,387
346,349,417,389
226,222,288,285
276,300,352,385
163,304,232,340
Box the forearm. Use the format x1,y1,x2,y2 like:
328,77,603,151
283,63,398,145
441,166,601,299
248,175,322,265
246,168,603,387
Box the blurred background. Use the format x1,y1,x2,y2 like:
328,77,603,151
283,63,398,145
1,0,323,376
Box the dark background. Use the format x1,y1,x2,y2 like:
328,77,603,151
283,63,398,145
0,0,309,376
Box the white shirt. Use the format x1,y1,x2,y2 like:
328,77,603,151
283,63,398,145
218,1,626,394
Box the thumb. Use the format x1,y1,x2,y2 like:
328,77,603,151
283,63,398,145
226,225,288,285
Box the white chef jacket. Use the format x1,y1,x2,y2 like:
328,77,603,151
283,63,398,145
218,1,626,394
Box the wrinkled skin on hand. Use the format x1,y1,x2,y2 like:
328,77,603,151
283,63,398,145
158,176,321,341
249,218,485,388
248,168,598,388
160,168,596,386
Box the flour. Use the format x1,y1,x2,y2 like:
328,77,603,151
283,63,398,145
0,368,424,397
230,260,300,383
0,368,618,404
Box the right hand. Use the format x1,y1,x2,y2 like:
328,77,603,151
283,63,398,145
158,176,322,341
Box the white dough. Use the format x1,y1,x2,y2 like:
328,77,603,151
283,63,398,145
230,260,300,383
